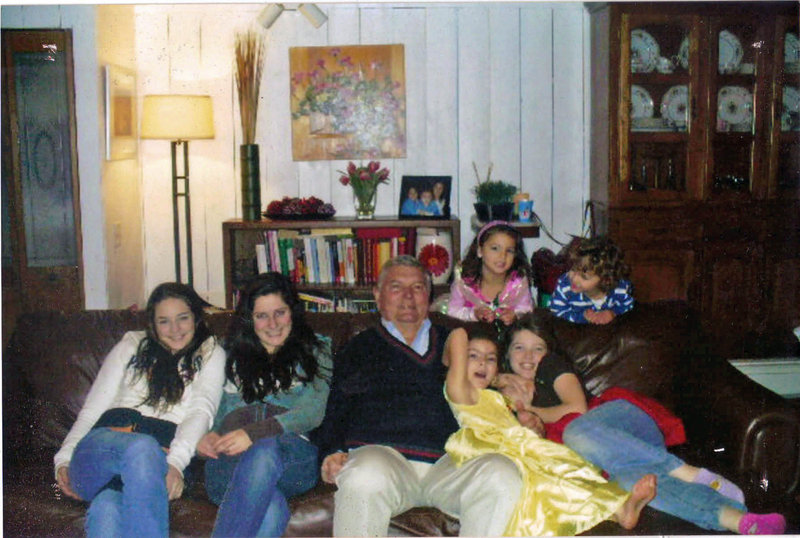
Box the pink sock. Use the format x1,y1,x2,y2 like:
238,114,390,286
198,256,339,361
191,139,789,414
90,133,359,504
694,468,745,504
738,513,786,535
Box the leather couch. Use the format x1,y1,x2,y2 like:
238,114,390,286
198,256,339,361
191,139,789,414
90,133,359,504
3,302,799,536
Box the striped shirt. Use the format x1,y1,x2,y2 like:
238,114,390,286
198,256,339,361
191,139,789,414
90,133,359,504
549,273,634,323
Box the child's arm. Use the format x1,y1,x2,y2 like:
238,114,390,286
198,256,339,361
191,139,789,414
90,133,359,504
443,328,479,405
446,279,479,321
549,274,589,323
527,372,588,423
606,279,635,316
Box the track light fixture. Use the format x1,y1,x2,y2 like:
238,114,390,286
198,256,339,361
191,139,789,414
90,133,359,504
257,3,328,30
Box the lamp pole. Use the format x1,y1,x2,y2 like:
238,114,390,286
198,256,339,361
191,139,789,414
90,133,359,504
171,140,193,286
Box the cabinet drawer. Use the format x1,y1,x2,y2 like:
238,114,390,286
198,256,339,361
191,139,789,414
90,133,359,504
611,213,701,245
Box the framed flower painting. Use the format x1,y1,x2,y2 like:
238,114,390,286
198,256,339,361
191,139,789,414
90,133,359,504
289,44,406,161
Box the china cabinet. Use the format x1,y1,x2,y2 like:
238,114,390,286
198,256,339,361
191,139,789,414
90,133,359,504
590,2,800,358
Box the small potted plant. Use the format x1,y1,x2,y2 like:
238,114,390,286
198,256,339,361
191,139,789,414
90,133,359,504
472,162,518,221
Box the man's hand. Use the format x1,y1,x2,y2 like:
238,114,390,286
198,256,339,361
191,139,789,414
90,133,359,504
496,308,516,326
474,306,495,323
166,464,184,500
196,431,221,459
321,452,349,484
584,309,615,325
213,429,253,457
56,466,82,500
516,408,545,437
495,373,535,408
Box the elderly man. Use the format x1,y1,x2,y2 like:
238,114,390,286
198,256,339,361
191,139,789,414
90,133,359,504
314,255,522,536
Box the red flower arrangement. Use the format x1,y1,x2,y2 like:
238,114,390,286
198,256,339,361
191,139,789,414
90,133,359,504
418,243,450,277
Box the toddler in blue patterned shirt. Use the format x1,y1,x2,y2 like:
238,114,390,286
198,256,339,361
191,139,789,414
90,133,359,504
549,236,634,324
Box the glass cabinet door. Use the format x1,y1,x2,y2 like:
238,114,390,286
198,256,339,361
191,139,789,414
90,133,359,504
621,15,699,201
773,16,800,196
707,18,768,198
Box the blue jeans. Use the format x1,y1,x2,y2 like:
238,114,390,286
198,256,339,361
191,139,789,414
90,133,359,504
563,400,745,530
70,427,169,538
205,434,319,537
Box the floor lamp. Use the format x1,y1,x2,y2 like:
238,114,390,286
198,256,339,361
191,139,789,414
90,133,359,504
141,95,215,287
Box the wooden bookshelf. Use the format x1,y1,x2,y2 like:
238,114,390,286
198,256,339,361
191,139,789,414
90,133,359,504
222,217,461,309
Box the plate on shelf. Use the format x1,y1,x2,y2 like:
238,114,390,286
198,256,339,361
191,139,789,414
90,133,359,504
631,85,654,119
785,32,800,66
717,86,753,130
781,86,800,131
631,29,660,73
660,85,689,128
677,37,690,70
718,30,743,74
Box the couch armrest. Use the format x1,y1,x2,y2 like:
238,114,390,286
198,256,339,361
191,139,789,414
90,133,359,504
676,354,800,511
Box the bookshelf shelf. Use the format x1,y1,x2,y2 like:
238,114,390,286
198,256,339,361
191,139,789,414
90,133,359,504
223,217,461,309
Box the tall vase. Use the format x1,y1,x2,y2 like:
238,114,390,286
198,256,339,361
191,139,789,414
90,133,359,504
416,228,453,285
354,189,377,220
240,144,261,221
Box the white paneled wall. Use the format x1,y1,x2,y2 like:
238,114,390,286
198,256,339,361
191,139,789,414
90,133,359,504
135,3,590,306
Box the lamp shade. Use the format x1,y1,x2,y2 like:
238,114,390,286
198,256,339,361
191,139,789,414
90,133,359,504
140,95,215,140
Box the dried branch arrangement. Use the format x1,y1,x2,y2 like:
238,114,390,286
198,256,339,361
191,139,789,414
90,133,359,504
234,31,266,145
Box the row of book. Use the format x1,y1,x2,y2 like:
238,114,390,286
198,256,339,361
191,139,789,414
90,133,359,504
298,292,377,313
255,227,418,286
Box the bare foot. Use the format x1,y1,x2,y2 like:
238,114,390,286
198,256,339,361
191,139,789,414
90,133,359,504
615,474,657,530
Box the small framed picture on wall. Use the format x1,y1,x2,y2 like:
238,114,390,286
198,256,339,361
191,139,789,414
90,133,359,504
398,176,452,219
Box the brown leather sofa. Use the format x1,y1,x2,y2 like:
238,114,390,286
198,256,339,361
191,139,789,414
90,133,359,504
3,302,799,536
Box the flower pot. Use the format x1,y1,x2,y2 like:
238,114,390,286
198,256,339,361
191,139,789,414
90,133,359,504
240,144,261,221
354,189,377,220
474,202,490,222
490,202,514,221
416,228,453,285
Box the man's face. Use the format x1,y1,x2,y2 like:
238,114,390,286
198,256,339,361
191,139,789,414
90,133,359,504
374,265,430,327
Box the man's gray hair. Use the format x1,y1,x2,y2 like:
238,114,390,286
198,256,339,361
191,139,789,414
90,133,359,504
376,255,432,291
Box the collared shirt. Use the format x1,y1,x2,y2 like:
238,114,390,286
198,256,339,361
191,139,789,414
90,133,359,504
381,318,432,355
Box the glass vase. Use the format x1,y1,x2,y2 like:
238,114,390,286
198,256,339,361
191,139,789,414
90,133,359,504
354,189,377,220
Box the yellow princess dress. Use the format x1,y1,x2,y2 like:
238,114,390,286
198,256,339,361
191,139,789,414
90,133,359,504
445,387,630,536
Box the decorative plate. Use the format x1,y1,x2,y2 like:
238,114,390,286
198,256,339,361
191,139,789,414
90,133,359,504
718,30,743,74
660,85,689,128
717,86,753,128
678,37,690,70
785,32,800,70
631,85,654,119
631,29,660,73
781,86,800,131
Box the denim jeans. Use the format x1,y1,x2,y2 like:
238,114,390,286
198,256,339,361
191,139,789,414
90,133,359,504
205,433,319,537
563,399,745,530
70,427,169,538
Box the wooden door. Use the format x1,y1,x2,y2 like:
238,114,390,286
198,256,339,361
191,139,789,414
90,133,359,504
2,29,84,344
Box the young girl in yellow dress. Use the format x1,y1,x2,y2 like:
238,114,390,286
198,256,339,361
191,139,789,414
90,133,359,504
442,325,656,536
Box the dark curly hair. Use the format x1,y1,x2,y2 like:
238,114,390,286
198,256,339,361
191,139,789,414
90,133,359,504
568,236,630,293
460,223,532,284
129,282,214,411
225,272,327,403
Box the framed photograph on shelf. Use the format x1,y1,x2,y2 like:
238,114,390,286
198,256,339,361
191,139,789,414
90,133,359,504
104,65,137,161
398,176,451,219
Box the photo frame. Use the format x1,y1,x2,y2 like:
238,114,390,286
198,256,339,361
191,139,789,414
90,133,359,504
398,176,452,220
104,64,137,161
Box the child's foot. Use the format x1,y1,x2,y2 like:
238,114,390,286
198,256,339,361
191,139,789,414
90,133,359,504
617,474,657,530
694,468,745,504
738,513,786,535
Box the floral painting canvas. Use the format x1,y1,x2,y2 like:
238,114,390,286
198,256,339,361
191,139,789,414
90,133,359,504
290,44,406,161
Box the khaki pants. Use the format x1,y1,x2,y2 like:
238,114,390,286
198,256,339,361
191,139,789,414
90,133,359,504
333,445,522,536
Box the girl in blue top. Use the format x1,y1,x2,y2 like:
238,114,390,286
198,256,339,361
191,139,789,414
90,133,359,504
549,236,634,324
197,272,332,537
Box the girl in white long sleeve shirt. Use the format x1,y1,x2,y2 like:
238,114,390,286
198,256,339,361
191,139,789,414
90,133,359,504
54,283,225,538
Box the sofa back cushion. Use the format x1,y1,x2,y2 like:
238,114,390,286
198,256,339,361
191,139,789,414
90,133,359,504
3,302,689,461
